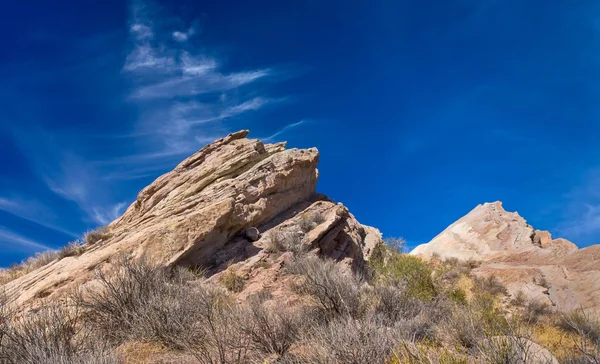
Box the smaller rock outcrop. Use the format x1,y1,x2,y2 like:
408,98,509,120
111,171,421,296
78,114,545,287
411,202,600,316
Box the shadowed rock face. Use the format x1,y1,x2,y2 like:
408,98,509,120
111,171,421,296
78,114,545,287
5,131,381,309
411,202,600,316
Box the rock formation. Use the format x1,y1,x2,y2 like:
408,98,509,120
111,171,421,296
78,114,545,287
4,130,382,309
411,201,600,315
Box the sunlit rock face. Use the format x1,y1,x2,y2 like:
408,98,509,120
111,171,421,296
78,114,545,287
411,201,600,315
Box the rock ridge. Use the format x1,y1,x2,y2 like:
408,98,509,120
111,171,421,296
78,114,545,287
5,131,382,310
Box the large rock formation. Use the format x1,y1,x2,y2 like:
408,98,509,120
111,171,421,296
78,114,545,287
5,131,381,309
411,202,600,315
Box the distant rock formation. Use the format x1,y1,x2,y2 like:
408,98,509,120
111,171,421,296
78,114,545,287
5,131,381,310
411,202,600,315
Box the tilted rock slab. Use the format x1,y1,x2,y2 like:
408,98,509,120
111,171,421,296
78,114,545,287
411,201,600,316
5,131,381,309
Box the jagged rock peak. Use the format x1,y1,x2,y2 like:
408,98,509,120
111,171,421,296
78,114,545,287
410,201,577,261
5,131,382,309
411,201,600,316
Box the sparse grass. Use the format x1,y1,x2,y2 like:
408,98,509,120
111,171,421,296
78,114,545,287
83,226,111,246
0,250,61,286
222,268,245,293
0,227,110,287
254,260,271,270
58,240,86,259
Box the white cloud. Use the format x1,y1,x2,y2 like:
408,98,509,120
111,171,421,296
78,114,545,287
42,155,127,225
131,23,153,40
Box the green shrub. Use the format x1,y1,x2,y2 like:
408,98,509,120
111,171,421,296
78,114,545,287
370,243,435,300
448,288,467,305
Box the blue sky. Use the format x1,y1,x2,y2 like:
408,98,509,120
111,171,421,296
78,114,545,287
1,0,600,266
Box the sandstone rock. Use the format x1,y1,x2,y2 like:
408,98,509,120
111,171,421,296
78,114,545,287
4,131,382,309
411,201,600,316
244,227,260,242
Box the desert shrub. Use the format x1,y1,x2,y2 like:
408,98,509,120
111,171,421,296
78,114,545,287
58,241,85,259
298,211,326,233
522,299,551,324
448,288,467,305
222,268,245,293
0,304,117,364
83,226,111,246
370,244,435,300
473,275,508,297
537,276,551,289
75,259,252,363
265,230,306,255
74,259,198,345
559,309,600,363
286,255,366,319
445,293,509,349
511,290,527,307
299,219,316,233
240,295,302,356
300,317,399,364
476,336,529,364
372,284,423,323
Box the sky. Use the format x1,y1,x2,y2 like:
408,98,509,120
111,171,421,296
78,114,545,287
1,0,600,266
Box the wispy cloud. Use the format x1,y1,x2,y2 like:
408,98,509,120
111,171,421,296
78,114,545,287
0,197,79,237
0,227,52,253
9,128,127,226
118,0,289,169
263,120,308,141
42,154,127,225
172,22,198,42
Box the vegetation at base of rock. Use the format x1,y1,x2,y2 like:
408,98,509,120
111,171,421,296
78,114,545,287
1,252,599,363
0,226,110,287
0,250,61,285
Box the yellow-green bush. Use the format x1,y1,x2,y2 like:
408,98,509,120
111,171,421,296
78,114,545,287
369,243,435,300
